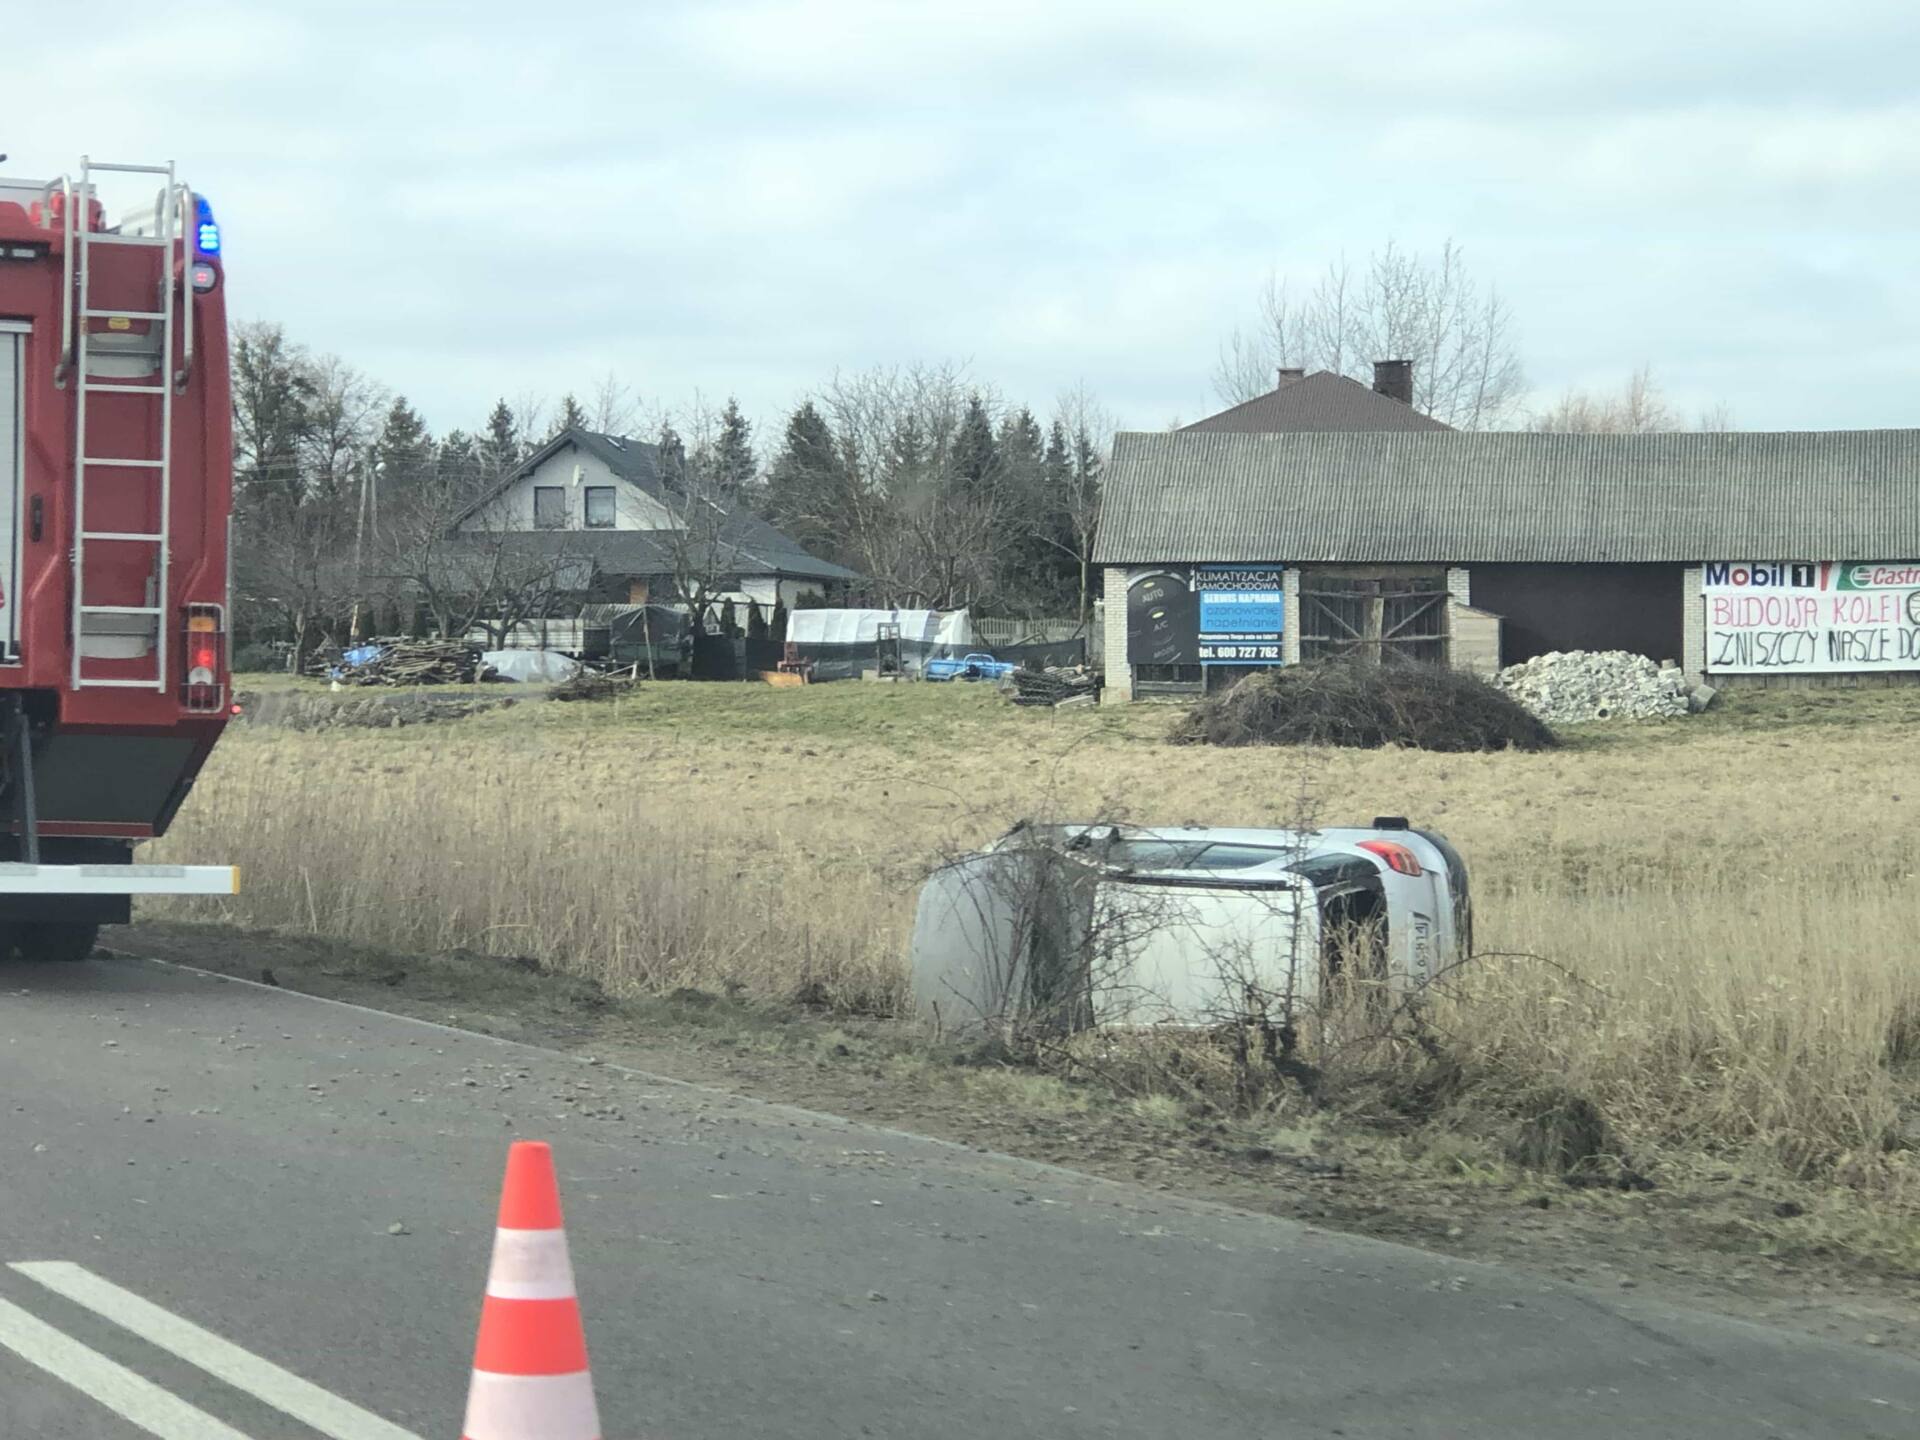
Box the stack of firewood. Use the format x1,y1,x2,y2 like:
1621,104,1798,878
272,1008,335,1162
1009,666,1101,708
333,641,485,686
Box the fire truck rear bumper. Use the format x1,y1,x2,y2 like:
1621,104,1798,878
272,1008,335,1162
0,863,236,895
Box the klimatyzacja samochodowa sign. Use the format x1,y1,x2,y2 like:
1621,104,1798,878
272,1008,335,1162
1127,567,1288,668
1195,566,1285,665
1704,562,1920,673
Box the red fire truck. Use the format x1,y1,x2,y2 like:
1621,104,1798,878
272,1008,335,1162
0,156,236,961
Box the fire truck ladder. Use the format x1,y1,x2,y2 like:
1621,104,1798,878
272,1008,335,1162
62,157,195,692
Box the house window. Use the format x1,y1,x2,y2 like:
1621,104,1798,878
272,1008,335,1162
533,486,567,529
1133,663,1203,693
584,486,616,529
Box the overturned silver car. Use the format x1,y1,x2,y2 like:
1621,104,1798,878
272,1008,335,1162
909,820,1471,1033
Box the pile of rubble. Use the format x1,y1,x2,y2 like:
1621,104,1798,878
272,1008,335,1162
1495,651,1713,725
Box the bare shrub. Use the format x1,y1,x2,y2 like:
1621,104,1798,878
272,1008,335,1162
1172,660,1556,753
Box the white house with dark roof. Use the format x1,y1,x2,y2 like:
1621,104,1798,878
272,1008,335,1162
453,426,860,613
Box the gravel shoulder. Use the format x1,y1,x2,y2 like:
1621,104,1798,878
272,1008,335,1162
118,921,1920,1361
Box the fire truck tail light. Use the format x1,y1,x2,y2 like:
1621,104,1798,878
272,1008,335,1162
190,261,218,293
182,605,227,713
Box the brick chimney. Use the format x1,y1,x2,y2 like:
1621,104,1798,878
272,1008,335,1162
1372,359,1413,405
1276,367,1305,388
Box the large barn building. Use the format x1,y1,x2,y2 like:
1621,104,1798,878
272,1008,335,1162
1094,427,1920,698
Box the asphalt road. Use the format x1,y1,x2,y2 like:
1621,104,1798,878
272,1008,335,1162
0,954,1912,1439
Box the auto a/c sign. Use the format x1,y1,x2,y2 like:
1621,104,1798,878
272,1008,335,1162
1704,562,1920,673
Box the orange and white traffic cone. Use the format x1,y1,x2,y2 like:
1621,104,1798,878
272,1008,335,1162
462,1141,602,1440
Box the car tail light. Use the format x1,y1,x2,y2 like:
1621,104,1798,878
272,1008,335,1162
182,604,226,713
1357,839,1423,877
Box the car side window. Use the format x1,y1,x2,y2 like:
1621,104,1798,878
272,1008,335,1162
1191,844,1288,870
1104,840,1209,871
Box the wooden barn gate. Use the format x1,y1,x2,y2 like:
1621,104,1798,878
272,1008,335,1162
1298,574,1449,665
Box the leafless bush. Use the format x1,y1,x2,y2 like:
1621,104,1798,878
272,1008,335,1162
1172,659,1556,753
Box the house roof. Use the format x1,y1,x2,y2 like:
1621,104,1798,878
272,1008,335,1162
458,524,862,586
1183,372,1452,434
568,427,666,486
1093,428,1920,566
451,427,861,583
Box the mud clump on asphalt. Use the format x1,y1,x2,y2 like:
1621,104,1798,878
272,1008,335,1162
1170,658,1557,753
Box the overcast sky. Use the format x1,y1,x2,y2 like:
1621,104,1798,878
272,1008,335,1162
11,2,1918,441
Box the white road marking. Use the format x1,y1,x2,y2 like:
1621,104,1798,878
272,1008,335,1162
11,1262,425,1440
0,1292,255,1440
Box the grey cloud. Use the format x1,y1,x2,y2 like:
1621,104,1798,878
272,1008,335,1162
9,2,1916,436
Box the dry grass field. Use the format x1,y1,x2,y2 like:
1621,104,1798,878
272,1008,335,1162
153,678,1920,1262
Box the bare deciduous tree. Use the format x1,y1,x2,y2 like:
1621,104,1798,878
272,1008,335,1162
1044,382,1111,625
384,464,587,644
234,493,356,667
300,355,387,507
1528,363,1735,433
1214,240,1526,429
797,364,1033,609
589,371,642,436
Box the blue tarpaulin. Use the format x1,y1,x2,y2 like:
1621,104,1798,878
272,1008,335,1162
327,643,387,680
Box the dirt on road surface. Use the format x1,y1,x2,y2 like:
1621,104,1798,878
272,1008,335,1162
120,921,1920,1361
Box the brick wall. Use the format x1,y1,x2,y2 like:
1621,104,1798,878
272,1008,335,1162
1283,568,1302,664
1681,565,1705,680
1101,566,1131,701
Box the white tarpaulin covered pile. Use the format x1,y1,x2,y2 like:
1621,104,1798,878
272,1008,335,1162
784,609,972,648
783,608,975,681
482,649,581,683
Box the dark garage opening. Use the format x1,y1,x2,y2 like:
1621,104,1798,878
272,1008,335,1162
1470,564,1683,668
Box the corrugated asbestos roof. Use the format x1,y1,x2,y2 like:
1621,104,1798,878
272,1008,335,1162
1094,428,1920,565
1182,372,1452,434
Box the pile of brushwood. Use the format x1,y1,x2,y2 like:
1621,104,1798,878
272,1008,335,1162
1171,658,1557,753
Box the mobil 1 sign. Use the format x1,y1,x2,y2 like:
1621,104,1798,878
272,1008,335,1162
1704,561,1920,673
1197,566,1285,664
